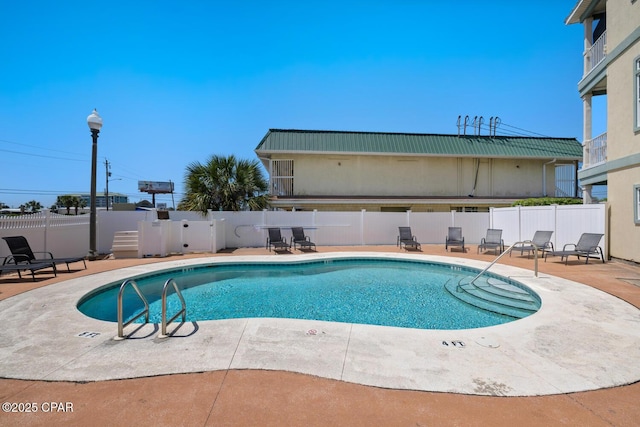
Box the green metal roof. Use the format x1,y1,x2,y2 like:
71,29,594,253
255,129,583,160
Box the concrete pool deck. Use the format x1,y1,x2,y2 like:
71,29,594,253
1,245,640,426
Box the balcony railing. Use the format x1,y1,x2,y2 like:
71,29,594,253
584,132,607,168
585,30,606,75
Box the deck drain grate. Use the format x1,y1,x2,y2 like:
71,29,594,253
77,331,101,338
442,340,465,347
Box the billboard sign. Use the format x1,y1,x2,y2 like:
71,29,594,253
138,181,174,194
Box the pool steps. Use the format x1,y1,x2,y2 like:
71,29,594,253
444,242,542,318
445,276,540,318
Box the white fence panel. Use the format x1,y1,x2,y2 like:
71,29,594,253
518,206,557,247
211,211,264,248
313,211,362,246
364,212,406,245
408,212,452,245
138,221,171,257
489,207,520,246
44,224,89,258
490,204,606,257
167,211,207,221
171,220,214,254
262,210,297,245
0,211,89,259
452,212,491,244
212,219,226,252
554,204,606,251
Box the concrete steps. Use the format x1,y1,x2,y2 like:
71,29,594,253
111,231,139,259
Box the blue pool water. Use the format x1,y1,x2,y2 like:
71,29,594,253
77,258,528,330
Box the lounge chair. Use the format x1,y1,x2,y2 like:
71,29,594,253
291,227,316,251
2,236,86,273
510,230,554,258
266,228,291,252
397,227,421,251
0,256,57,281
445,227,465,252
544,233,605,264
477,229,504,255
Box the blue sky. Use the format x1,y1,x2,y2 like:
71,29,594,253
0,1,599,208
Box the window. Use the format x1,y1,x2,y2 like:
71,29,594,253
636,57,640,131
271,160,294,196
454,206,479,212
635,184,640,225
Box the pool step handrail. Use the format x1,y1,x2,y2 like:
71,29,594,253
461,241,539,291
159,278,187,338
117,279,150,339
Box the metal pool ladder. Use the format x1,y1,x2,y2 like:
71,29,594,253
116,279,149,339
115,278,186,339
158,278,187,338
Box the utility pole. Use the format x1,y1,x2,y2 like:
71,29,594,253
105,159,111,210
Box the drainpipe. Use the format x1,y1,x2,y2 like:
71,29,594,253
542,158,557,197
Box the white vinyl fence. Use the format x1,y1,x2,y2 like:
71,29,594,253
210,210,491,248
0,211,89,259
0,204,606,259
489,204,606,256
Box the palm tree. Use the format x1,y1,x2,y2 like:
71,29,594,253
180,155,269,214
73,196,86,215
56,195,75,215
24,200,43,213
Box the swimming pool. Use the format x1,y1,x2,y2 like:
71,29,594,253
78,258,540,330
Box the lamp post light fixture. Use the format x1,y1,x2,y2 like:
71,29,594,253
87,109,103,260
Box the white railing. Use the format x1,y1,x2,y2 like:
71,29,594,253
584,132,607,168
585,30,606,75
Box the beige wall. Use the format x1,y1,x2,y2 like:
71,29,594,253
607,0,640,49
283,154,556,198
608,170,640,262
281,203,495,212
602,1,640,262
606,43,640,161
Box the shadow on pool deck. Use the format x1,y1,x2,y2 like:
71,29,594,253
1,245,639,426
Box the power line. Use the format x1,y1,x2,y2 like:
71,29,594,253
455,116,554,138
498,123,551,137
0,148,88,162
0,138,85,156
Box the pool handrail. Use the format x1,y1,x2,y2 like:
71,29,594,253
464,241,539,290
159,278,187,338
117,279,150,339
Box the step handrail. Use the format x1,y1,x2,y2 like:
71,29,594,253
159,278,187,338
465,241,539,288
117,279,150,338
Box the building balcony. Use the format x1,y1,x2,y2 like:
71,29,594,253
583,132,607,169
584,30,606,77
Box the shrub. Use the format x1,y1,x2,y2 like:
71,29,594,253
511,197,583,207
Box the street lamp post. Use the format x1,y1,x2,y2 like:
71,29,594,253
87,109,103,260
